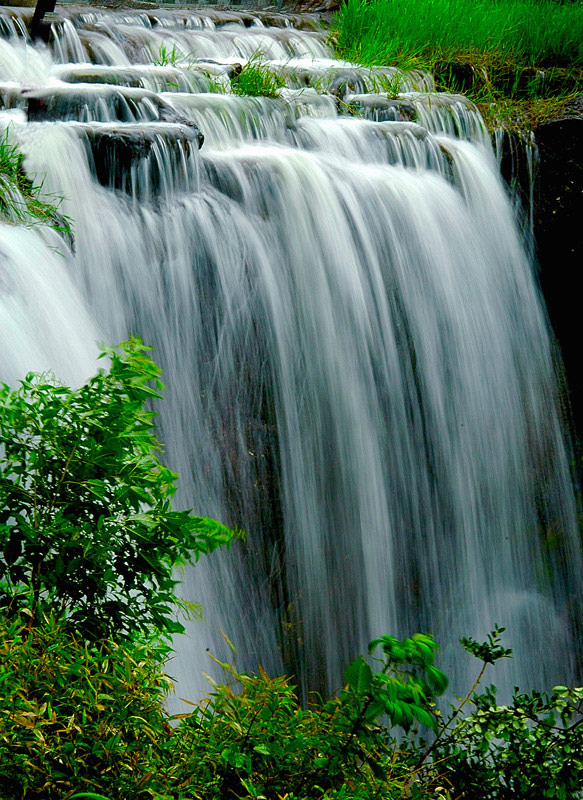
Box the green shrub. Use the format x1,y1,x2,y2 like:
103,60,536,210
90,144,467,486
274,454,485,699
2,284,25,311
0,338,233,640
436,683,583,799
0,619,450,800
0,614,171,800
164,633,448,800
2,609,582,799
426,628,583,799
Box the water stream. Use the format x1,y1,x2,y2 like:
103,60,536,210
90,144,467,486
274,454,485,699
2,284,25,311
1,6,581,701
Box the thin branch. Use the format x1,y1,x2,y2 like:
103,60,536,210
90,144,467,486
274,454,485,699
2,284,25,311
419,660,488,766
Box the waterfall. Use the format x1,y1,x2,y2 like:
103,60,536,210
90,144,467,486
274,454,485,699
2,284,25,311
1,6,581,701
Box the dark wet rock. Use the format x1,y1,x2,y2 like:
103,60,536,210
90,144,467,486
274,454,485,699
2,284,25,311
346,94,417,122
496,128,536,223
85,119,202,154
55,65,165,88
293,0,340,12
190,58,243,78
206,10,255,25
489,101,583,432
327,71,370,99
77,121,203,197
0,83,25,111
532,106,583,426
54,63,210,93
25,84,186,123
290,14,323,30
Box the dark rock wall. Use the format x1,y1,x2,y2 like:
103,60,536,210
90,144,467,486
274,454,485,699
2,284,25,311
533,113,583,432
499,109,583,434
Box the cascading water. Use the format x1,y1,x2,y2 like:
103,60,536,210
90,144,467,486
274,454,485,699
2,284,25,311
1,5,581,701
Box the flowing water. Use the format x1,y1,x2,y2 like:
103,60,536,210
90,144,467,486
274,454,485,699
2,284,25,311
1,5,581,700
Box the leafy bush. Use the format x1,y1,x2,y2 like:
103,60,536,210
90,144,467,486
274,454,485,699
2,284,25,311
2,602,582,799
436,684,583,799
429,628,583,799
0,338,233,640
0,616,449,800
0,614,172,800
168,633,448,800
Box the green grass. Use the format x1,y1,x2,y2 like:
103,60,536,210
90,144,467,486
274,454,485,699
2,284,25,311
333,0,583,130
231,59,285,98
151,42,180,66
0,129,72,236
335,0,583,68
148,46,286,98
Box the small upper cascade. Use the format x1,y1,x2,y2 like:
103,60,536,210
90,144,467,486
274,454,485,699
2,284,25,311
347,91,490,146
25,84,189,123
161,93,290,149
288,117,446,172
49,8,331,65
400,91,490,145
161,89,337,149
0,36,53,85
0,4,461,168
0,5,475,197
53,64,214,93
264,58,434,93
0,11,27,40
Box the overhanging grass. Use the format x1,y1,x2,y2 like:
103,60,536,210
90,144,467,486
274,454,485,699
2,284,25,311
335,0,583,68
0,129,71,234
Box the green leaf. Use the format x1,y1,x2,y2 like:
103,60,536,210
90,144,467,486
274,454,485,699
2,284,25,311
344,655,373,695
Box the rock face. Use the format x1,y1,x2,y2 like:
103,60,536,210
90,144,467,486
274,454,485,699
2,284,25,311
82,122,203,197
533,105,583,429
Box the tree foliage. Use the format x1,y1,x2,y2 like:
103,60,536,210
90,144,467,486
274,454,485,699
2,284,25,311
0,338,233,639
